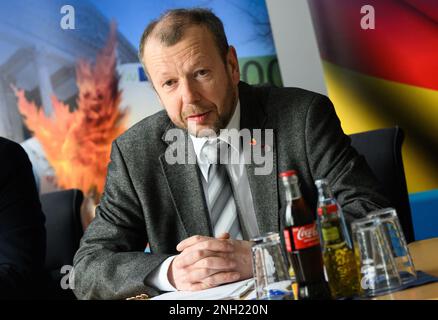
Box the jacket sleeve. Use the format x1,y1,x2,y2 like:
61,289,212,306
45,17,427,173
0,140,46,299
304,94,392,224
72,140,173,300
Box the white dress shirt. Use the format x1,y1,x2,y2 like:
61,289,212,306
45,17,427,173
145,100,259,292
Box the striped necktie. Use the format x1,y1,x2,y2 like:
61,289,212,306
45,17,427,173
201,140,243,240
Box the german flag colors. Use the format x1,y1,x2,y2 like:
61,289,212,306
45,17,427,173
308,0,438,192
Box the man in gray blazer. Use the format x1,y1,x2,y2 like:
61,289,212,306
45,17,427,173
73,8,390,300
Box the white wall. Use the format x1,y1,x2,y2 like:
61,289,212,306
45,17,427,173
266,0,326,95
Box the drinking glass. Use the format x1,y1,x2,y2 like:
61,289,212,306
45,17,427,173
352,218,402,297
368,208,417,284
251,232,295,300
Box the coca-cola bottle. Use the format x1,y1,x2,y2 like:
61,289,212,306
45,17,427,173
279,170,331,300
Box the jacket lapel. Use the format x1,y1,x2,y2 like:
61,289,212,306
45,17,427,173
239,82,280,235
159,122,212,238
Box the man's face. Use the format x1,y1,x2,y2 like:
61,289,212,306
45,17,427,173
143,26,240,137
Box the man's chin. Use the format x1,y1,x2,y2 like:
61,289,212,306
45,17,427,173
187,123,218,138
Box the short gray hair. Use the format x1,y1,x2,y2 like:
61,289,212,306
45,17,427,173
138,8,229,69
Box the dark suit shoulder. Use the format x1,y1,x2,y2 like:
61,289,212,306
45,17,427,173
0,136,28,158
241,82,328,115
0,137,32,179
115,110,170,151
267,86,328,113
241,83,331,129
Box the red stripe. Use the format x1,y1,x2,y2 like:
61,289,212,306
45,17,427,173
308,0,438,91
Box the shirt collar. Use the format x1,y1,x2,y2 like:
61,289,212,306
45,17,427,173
190,100,241,158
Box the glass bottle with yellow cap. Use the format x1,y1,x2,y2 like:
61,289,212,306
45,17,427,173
315,179,359,299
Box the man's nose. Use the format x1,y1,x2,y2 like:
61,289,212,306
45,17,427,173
180,79,201,105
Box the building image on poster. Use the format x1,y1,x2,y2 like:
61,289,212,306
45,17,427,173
0,0,281,217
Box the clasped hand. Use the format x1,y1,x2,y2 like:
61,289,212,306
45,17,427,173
168,233,253,291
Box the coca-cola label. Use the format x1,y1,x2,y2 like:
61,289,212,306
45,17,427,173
292,223,320,250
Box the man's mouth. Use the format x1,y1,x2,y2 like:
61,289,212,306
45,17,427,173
186,111,210,123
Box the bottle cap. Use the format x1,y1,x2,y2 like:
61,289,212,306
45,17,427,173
278,170,297,178
314,179,328,188
317,203,338,216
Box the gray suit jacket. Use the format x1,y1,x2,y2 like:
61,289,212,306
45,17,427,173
73,82,390,299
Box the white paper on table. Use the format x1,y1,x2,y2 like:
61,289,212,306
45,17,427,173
150,279,255,300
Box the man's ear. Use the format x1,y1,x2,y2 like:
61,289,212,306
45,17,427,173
227,46,240,85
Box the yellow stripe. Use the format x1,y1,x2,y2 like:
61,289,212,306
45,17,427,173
321,60,438,193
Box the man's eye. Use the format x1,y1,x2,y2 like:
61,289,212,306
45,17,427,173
195,69,209,77
163,80,176,87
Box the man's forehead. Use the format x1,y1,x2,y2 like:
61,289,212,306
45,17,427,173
146,40,207,68
144,26,215,55
144,26,216,67
152,23,209,42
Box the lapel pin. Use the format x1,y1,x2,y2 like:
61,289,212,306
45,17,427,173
250,138,257,146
